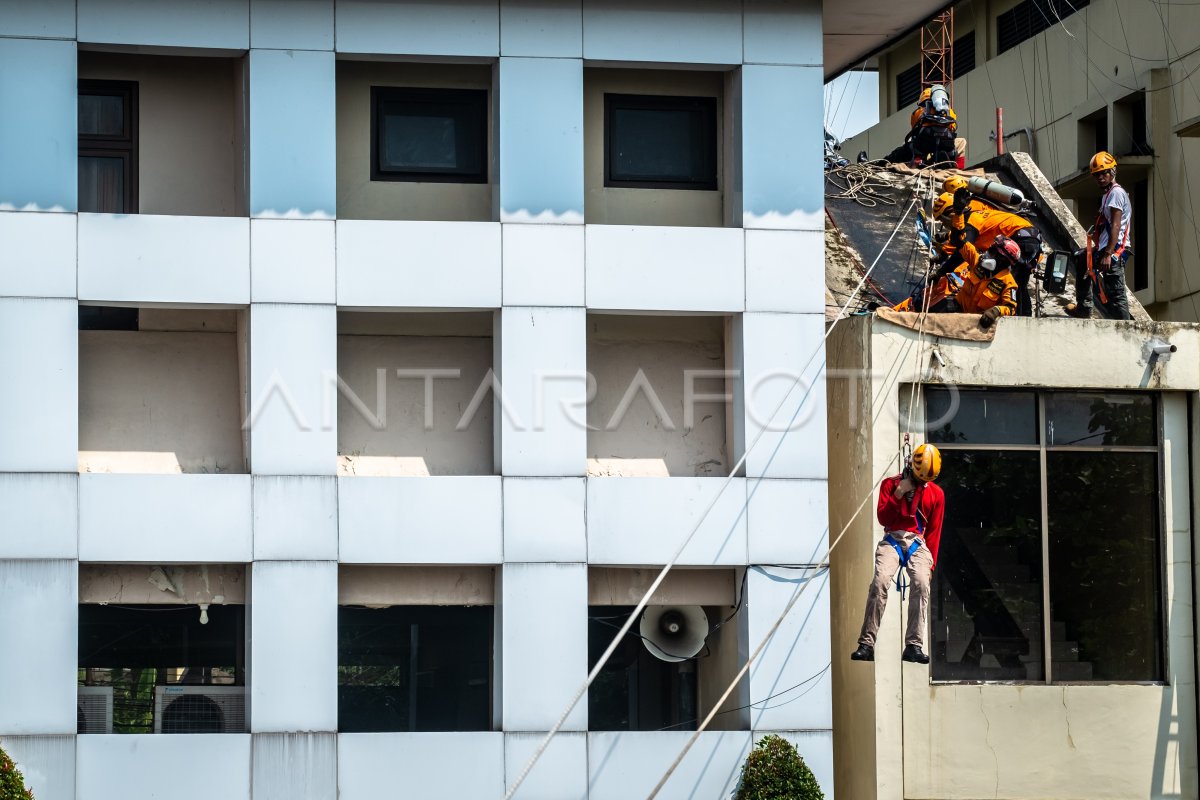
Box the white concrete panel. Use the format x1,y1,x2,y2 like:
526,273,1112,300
741,312,827,479
249,304,338,475
746,566,831,730
78,474,253,562
500,0,582,57
587,478,747,565
0,474,77,559
504,732,587,800
0,0,75,38
338,476,503,563
250,50,337,218
503,224,585,306
502,563,587,730
0,298,77,472
0,212,77,298
0,39,75,212
745,229,824,313
499,58,584,223
742,65,824,230
747,478,827,565
503,477,586,562
78,214,250,305
336,221,502,308
251,562,338,732
0,736,74,800
339,733,504,799
77,0,250,49
335,0,500,56
251,219,336,303
587,731,751,800
0,561,77,734
77,734,251,800
251,0,334,50
253,733,337,800
765,729,834,799
743,0,822,65
585,226,744,311
253,475,338,560
581,0,742,64
500,307,587,476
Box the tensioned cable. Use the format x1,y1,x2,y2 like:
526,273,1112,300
501,175,928,800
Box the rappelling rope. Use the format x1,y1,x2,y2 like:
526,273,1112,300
825,162,903,208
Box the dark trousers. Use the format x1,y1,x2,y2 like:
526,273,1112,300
884,127,956,165
1073,249,1132,320
1011,228,1042,317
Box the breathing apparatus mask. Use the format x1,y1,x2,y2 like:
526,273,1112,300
978,256,998,275
929,85,950,115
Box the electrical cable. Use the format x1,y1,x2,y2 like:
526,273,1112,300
502,173,931,800
653,661,832,732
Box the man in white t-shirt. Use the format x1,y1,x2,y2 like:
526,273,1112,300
1067,151,1132,320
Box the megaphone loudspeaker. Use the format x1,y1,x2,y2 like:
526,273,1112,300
639,605,709,662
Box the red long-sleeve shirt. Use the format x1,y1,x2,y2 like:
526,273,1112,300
877,475,946,564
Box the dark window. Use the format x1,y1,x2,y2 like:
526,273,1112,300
953,31,976,79
1132,179,1148,291
604,94,718,190
926,388,1164,683
997,0,1091,55
896,64,922,111
588,606,701,731
79,305,139,331
371,87,488,183
338,605,493,732
78,603,245,733
78,80,137,213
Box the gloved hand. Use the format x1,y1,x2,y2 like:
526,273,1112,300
979,306,1004,329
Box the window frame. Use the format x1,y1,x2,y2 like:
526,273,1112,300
922,386,1168,686
369,86,490,184
78,79,138,214
603,93,719,191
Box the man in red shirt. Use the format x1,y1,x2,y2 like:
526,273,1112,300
850,444,945,664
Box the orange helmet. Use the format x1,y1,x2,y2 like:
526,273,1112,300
918,87,932,104
910,443,942,483
931,192,958,220
1089,151,1118,174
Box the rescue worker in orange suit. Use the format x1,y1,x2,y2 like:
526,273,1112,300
900,235,1020,328
883,85,958,166
932,192,1042,316
1067,151,1132,320
851,444,945,664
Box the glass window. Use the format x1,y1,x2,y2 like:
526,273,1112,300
78,603,245,734
1048,452,1162,681
932,451,1044,681
927,389,1164,684
78,80,137,214
338,605,493,732
926,388,1038,445
1045,392,1155,447
371,87,488,183
604,94,718,190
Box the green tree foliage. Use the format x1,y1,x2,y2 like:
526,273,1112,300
735,735,824,800
0,745,34,800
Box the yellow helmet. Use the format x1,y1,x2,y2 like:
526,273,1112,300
943,175,969,194
910,443,942,483
918,87,932,104
931,192,958,220
1089,151,1118,174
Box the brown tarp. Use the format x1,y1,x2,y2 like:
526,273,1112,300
874,307,998,342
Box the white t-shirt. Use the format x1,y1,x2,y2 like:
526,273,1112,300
1096,183,1132,254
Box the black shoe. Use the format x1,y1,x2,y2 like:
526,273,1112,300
850,644,874,661
902,645,930,664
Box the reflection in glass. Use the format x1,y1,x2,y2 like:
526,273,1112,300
338,605,492,732
1048,452,1162,681
932,451,1044,681
79,156,125,213
383,114,458,170
611,108,700,181
925,388,1038,446
1045,392,1154,447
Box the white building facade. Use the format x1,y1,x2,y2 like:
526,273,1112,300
0,2,834,798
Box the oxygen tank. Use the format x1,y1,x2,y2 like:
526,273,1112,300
967,176,1025,207
929,85,951,115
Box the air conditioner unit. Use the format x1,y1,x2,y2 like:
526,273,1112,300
78,686,113,734
153,685,246,734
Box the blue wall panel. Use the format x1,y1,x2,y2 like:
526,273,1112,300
0,38,76,211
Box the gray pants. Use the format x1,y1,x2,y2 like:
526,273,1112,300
857,533,934,649
1073,250,1131,320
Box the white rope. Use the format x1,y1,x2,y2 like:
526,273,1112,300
502,173,928,800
